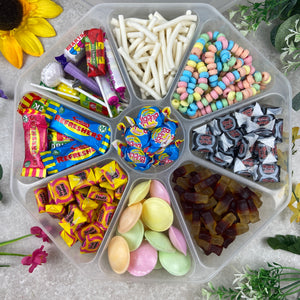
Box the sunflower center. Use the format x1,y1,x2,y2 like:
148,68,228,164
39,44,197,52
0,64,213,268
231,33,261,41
0,0,24,31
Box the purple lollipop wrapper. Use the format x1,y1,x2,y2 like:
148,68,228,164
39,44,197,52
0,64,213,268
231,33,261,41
55,54,102,96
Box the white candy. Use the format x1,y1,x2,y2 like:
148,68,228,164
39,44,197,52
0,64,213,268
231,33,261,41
112,11,198,99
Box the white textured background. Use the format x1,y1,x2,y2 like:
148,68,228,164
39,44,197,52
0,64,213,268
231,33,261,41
0,1,299,299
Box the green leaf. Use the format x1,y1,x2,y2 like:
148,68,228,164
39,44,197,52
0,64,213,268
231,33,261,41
279,0,297,20
292,92,300,111
275,14,300,52
270,24,281,47
0,164,2,180
267,235,300,255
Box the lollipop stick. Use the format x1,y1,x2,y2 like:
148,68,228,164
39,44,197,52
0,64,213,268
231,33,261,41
95,77,113,118
30,83,80,100
60,78,107,108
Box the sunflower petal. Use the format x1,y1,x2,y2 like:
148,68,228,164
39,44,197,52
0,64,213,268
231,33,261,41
26,17,56,37
0,35,23,68
28,0,63,19
14,30,44,57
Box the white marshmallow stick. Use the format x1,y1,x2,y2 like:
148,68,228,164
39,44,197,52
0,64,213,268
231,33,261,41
149,56,160,97
166,23,183,71
152,14,197,33
129,70,160,100
157,53,166,96
118,47,144,77
118,15,128,53
126,20,158,42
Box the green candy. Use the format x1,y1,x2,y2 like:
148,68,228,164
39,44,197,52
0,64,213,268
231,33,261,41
235,91,243,101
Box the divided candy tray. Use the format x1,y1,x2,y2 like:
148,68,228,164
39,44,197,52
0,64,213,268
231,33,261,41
10,3,292,283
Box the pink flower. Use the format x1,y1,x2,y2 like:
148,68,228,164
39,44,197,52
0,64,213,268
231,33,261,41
21,246,48,273
30,226,51,243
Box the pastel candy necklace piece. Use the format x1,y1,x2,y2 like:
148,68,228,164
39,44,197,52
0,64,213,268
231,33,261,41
172,31,271,119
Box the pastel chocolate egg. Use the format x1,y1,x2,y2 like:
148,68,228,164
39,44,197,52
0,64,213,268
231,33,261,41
149,180,170,205
168,226,187,256
127,240,157,277
142,197,173,232
159,250,191,276
145,230,176,253
128,180,151,206
117,202,142,234
108,236,130,274
117,219,144,251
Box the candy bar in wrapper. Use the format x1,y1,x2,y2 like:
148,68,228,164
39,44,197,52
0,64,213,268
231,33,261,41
40,141,98,175
21,109,48,178
64,32,86,64
84,28,105,77
45,101,111,154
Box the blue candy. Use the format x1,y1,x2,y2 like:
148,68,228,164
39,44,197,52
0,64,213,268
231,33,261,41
232,70,240,80
188,83,196,89
189,77,197,84
216,62,223,72
213,31,219,40
227,40,234,51
199,72,209,78
197,38,206,45
217,81,226,90
220,50,231,63
182,70,192,77
189,54,200,63
216,100,223,110
214,41,222,51
208,75,218,82
180,75,190,82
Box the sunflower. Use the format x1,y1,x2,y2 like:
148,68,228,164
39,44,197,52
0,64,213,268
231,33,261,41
0,0,63,69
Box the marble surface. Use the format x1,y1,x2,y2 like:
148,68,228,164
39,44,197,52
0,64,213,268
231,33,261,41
0,1,299,299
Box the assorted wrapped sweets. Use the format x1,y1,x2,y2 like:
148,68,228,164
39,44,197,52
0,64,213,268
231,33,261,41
192,103,283,182
172,30,272,119
33,161,127,253
172,164,262,256
18,93,111,178
113,106,183,171
36,28,128,118
108,180,191,276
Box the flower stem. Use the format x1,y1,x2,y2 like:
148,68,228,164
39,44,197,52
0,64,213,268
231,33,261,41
0,265,10,267
0,252,28,257
0,234,32,247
